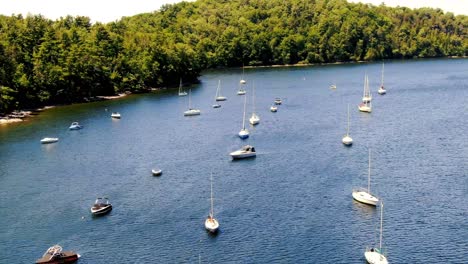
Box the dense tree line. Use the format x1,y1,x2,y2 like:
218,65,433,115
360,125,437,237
0,0,466,113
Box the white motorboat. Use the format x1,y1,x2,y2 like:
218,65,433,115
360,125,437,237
152,169,162,176
274,98,282,105
215,80,227,101
365,202,388,264
205,173,219,233
111,112,121,119
249,82,260,125
230,145,256,159
352,149,379,206
378,62,386,95
90,197,112,216
342,104,353,146
238,94,249,139
270,105,278,112
40,137,59,144
330,84,337,89
69,122,83,130
35,245,80,264
237,88,246,95
212,103,221,108
178,78,187,96
184,89,201,116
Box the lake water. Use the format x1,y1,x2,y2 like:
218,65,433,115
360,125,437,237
0,58,467,263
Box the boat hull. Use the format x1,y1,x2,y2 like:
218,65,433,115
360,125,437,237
352,191,378,206
270,107,277,112
378,89,386,95
204,218,219,233
178,92,187,96
41,138,59,144
91,205,113,216
365,250,388,264
358,105,371,113
212,104,221,108
342,136,353,146
184,110,201,116
152,169,162,176
237,90,246,95
238,131,249,139
215,97,227,101
36,252,79,264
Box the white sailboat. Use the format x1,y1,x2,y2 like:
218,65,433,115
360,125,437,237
359,74,372,113
215,80,227,101
240,65,246,84
184,89,201,116
362,73,372,103
204,173,219,233
378,63,386,95
365,202,388,264
352,149,379,206
178,78,187,96
212,80,221,108
342,104,353,146
238,94,249,139
249,82,260,125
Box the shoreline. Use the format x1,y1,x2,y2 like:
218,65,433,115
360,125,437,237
0,94,130,125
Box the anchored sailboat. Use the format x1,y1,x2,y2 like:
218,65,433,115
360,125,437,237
249,82,260,125
342,104,353,146
359,74,372,113
178,78,187,96
184,89,201,116
215,80,227,101
378,63,386,95
364,202,388,264
204,173,219,233
352,149,379,206
238,94,249,139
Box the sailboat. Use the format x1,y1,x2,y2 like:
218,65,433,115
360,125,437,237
249,82,260,125
204,173,219,233
238,94,249,139
240,65,246,84
359,74,372,113
215,80,227,101
365,202,388,264
184,89,201,116
178,78,187,96
378,63,386,95
362,73,372,102
342,104,353,146
352,149,379,206
212,80,221,108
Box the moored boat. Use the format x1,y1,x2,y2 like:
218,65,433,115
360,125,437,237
152,169,162,176
230,145,256,159
69,122,83,130
111,112,121,119
270,106,278,112
274,98,282,105
90,197,112,216
35,245,79,264
40,137,59,144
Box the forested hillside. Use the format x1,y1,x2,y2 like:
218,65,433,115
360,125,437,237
0,0,466,113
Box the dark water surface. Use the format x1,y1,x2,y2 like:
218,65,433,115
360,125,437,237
0,59,467,263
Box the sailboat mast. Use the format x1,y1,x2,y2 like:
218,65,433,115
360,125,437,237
346,104,350,136
242,93,247,129
368,148,371,193
380,202,384,250
210,173,214,217
188,89,192,109
252,82,256,114
381,63,385,87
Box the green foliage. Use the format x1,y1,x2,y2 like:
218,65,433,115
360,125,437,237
0,0,466,113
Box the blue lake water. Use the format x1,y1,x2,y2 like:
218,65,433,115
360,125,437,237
0,58,467,263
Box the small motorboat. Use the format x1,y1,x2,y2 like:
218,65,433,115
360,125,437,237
36,245,80,264
111,112,121,119
40,137,59,144
212,104,221,108
90,197,112,216
270,106,278,112
274,98,282,105
152,169,162,176
230,145,256,159
237,89,246,95
69,122,83,130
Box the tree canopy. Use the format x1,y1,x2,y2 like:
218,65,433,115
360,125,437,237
0,0,466,113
